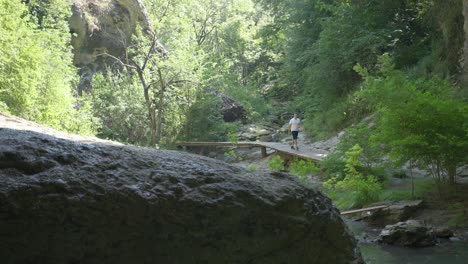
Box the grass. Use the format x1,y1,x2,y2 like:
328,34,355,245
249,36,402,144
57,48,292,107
322,177,436,211
379,177,435,201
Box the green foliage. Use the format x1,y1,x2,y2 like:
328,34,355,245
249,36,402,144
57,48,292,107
321,152,346,180
324,144,382,210
181,90,239,142
268,155,284,171
228,131,238,145
258,0,465,138
224,125,242,162
90,72,151,145
247,164,258,171
357,57,468,184
0,0,97,134
224,149,241,163
289,159,319,177
289,159,320,185
379,178,434,201
447,202,468,228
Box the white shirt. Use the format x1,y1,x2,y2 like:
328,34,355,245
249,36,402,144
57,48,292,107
289,117,301,131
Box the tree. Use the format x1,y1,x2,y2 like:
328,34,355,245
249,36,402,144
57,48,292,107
356,56,468,187
0,0,98,134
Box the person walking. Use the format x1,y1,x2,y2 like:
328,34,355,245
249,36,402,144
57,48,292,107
288,113,302,150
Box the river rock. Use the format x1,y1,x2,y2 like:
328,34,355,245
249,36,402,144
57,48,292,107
433,226,454,238
377,220,437,247
237,124,275,141
361,200,424,227
0,113,363,264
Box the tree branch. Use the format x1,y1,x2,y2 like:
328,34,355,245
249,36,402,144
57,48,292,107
96,53,137,70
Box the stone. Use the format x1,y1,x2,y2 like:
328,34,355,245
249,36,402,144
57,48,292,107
432,227,454,238
216,92,246,122
377,220,437,247
0,113,363,264
361,200,424,227
237,125,276,142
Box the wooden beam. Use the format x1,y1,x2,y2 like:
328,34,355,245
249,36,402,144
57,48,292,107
340,205,388,215
177,141,259,147
261,146,267,157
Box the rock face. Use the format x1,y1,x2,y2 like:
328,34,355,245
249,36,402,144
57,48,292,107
0,113,362,264
377,220,437,247
69,0,153,94
217,92,247,122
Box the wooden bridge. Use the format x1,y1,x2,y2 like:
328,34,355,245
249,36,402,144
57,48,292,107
177,141,328,162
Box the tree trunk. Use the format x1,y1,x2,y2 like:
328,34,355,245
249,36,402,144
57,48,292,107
447,163,457,185
461,0,468,92
155,68,166,145
137,69,157,145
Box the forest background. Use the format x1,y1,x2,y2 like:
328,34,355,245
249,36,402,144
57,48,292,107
1,0,467,209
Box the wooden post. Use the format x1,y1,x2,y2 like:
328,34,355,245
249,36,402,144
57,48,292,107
261,146,267,157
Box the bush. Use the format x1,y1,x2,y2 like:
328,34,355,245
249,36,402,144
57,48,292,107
324,144,382,209
289,159,320,185
321,152,346,180
356,55,468,185
268,155,285,171
289,159,320,176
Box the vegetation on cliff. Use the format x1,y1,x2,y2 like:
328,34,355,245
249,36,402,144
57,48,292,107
1,0,467,214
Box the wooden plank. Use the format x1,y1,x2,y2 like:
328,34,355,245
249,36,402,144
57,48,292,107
177,141,326,162
340,205,388,215
177,141,260,147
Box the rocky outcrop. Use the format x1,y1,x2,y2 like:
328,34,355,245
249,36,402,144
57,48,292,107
0,113,363,264
377,220,437,247
216,92,247,122
361,200,424,227
69,0,155,94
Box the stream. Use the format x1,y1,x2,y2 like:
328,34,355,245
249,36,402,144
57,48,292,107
344,219,468,264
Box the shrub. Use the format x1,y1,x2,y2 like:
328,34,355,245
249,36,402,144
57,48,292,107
268,155,285,171
289,159,320,185
356,55,468,186
289,159,320,177
324,144,382,209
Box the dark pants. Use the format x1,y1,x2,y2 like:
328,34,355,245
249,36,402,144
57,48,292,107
292,131,299,139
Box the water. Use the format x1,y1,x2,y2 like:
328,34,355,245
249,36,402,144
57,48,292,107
360,241,468,264
344,219,468,264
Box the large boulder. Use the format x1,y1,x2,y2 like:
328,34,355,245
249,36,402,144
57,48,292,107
0,113,362,264
215,92,247,122
361,200,424,227
377,220,437,247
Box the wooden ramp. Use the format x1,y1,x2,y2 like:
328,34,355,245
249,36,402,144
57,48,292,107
178,141,328,162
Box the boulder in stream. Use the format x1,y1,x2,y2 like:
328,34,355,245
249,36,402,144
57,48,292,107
377,220,437,247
